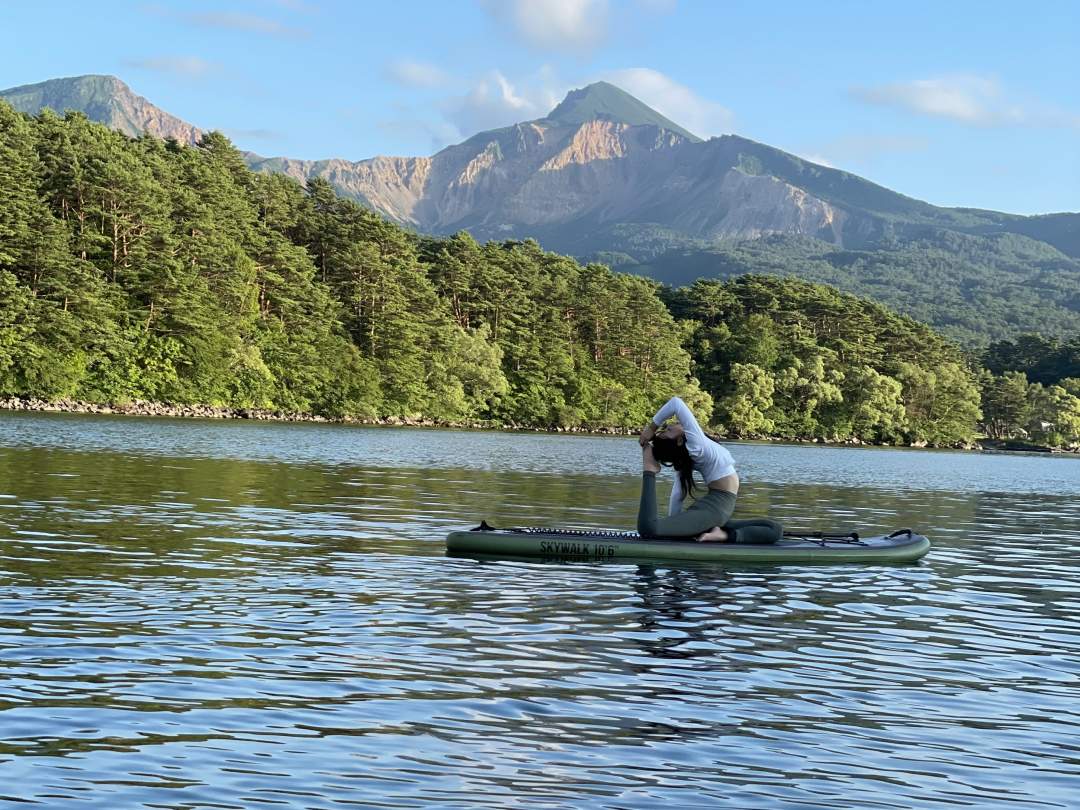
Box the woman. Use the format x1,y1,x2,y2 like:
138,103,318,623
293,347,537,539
637,396,781,544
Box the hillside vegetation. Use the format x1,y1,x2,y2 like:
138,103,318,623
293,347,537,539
6,77,1080,356
2,102,1079,447
618,233,1080,347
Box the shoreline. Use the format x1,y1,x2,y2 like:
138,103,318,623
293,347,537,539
2,396,1076,454
0,396,635,436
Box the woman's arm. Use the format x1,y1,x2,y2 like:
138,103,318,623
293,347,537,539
668,475,684,517
652,397,706,452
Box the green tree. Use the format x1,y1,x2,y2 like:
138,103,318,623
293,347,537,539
979,370,1032,440
1025,384,1080,447
717,363,776,437
896,361,981,444
831,365,906,442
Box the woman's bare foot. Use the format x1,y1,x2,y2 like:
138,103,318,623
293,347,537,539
696,526,729,543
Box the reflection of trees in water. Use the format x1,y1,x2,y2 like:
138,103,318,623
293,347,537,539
741,481,981,538
3,449,621,577
969,490,1080,540
1,447,347,584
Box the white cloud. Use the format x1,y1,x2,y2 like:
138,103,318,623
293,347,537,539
185,11,310,38
388,65,729,150
442,70,561,137
797,153,835,169
799,135,929,171
852,75,1004,124
373,69,564,152
141,4,310,37
385,60,450,89
852,74,1080,130
124,56,218,78
602,68,734,137
483,0,609,53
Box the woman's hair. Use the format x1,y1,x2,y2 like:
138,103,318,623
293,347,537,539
651,435,695,501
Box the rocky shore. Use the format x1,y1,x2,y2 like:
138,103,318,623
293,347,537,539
0,396,635,435
3,396,1075,452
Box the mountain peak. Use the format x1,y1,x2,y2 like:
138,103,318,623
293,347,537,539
545,81,702,142
1,74,202,145
3,74,130,98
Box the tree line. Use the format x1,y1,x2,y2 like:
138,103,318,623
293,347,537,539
1,102,1078,448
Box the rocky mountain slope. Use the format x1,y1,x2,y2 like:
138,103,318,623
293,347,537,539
246,82,878,252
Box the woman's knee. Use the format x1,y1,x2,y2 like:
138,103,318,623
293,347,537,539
727,518,783,545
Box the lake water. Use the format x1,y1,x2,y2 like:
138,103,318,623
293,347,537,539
0,412,1077,809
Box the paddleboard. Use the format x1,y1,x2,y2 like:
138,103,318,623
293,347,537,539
446,524,930,564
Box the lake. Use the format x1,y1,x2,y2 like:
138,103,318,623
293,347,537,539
0,411,1077,808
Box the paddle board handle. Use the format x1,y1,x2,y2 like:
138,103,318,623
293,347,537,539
783,529,860,540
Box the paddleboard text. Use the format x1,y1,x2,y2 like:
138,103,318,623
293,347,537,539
539,541,616,558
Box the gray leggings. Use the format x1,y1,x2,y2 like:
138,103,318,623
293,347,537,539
637,472,783,544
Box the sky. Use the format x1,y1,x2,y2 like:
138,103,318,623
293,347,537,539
2,0,1078,214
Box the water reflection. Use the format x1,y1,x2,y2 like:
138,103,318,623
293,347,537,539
0,414,1077,808
3,410,1080,493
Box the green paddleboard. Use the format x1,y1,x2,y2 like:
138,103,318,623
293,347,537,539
446,524,930,564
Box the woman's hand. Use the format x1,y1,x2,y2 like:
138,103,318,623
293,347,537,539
642,444,661,473
639,422,658,447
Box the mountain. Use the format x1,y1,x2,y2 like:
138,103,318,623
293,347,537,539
545,81,702,141
245,81,714,247
5,74,1080,346
0,75,202,145
245,80,1080,264
7,75,1077,256
248,80,886,251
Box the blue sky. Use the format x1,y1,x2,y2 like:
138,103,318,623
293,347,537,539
2,0,1078,214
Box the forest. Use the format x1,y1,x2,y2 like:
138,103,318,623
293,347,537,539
2,101,1079,448
625,232,1080,348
